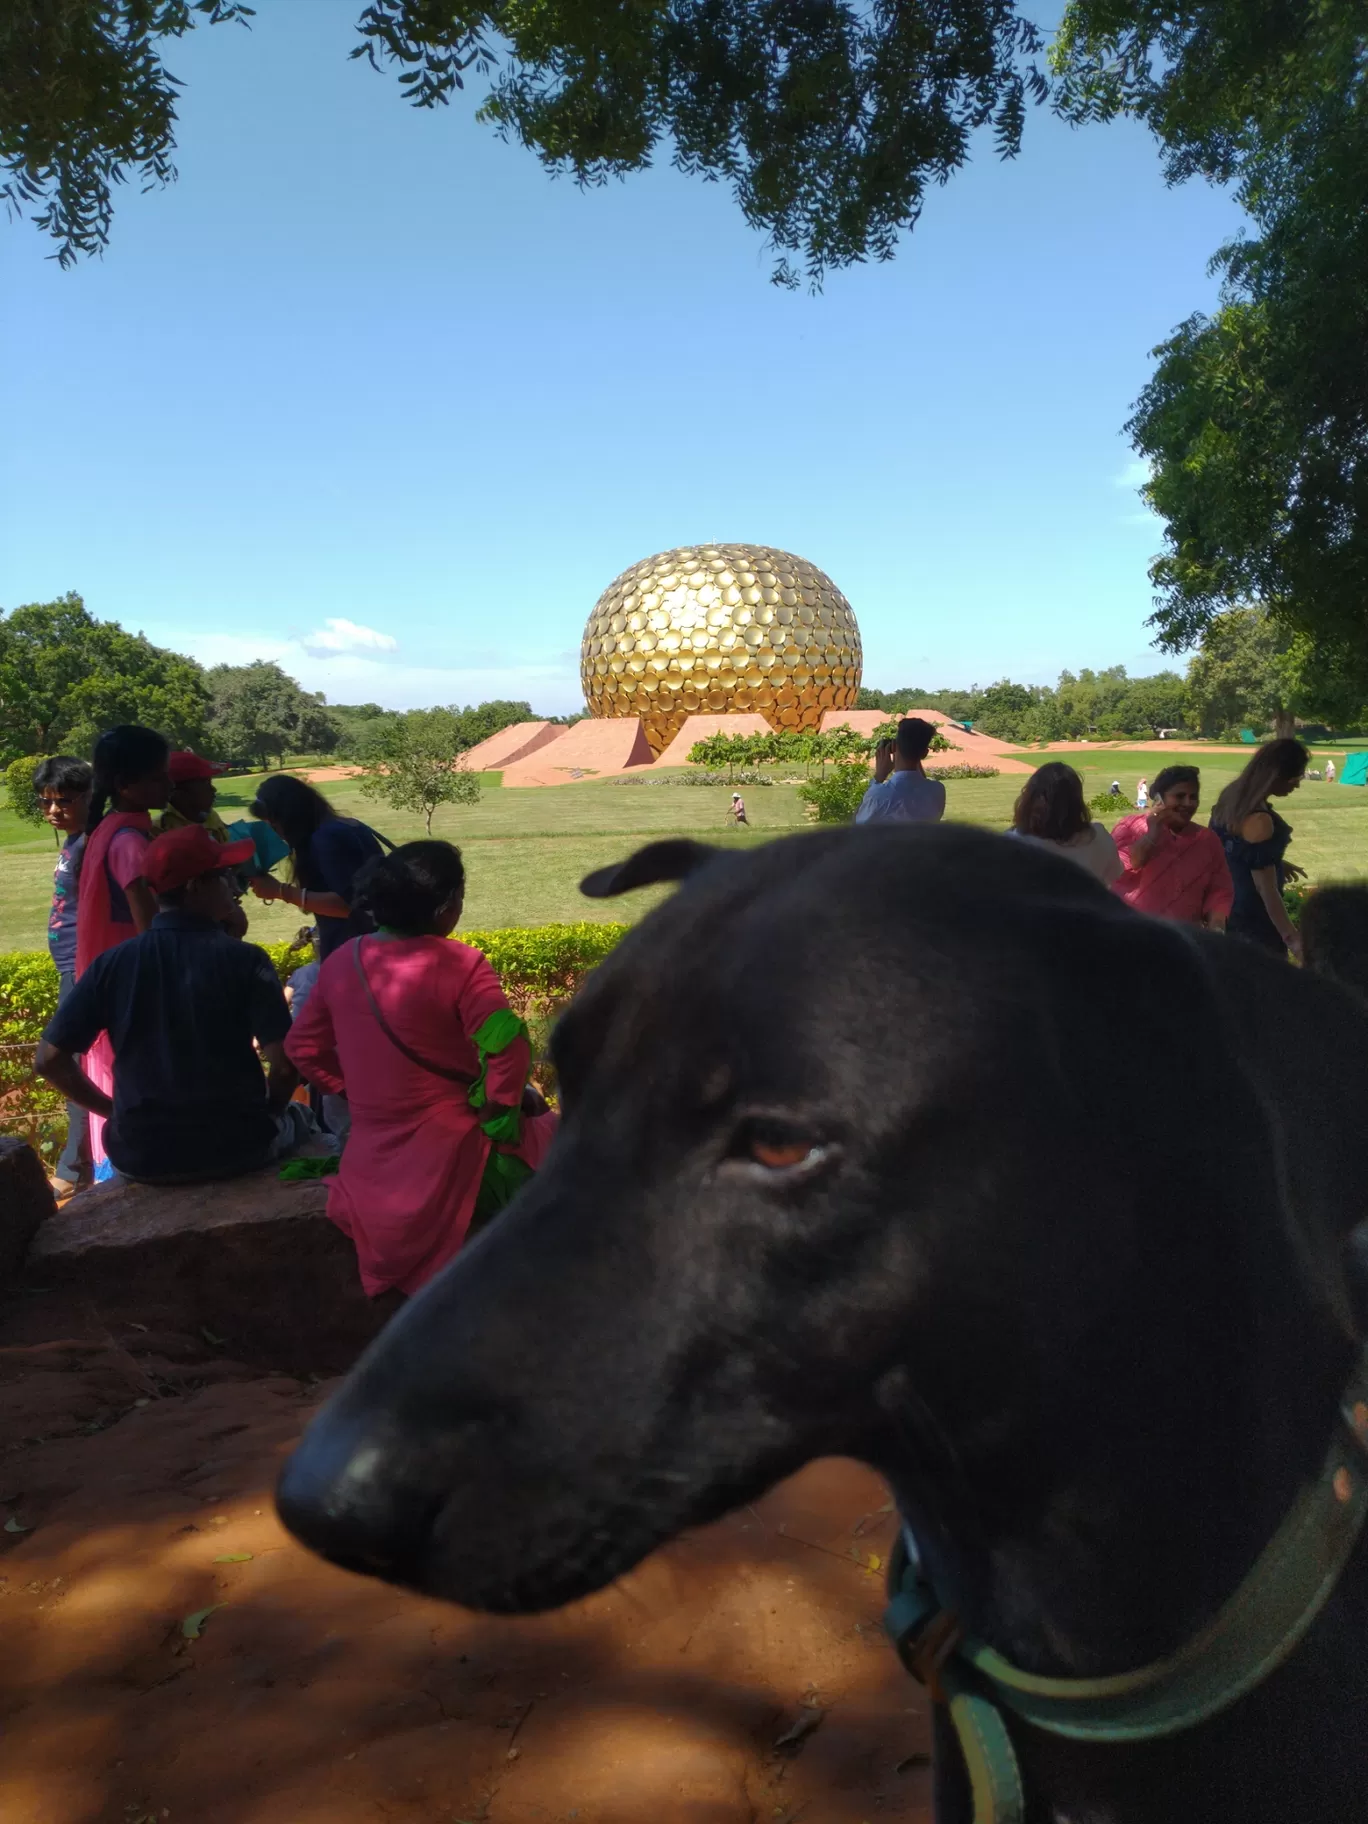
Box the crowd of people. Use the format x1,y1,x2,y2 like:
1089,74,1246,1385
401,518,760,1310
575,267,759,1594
23,716,1347,1299
30,723,554,1302
855,719,1315,958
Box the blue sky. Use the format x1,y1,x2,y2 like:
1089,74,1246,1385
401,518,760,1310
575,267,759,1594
1,5,1245,714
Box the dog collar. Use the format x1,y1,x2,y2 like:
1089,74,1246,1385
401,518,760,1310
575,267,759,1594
884,1341,1368,1824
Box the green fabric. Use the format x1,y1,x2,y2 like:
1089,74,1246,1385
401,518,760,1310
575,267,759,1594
479,1106,522,1146
277,1155,340,1181
470,1149,533,1233
885,1341,1368,1821
466,1004,531,1159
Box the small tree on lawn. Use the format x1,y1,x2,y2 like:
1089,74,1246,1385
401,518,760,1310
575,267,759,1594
358,709,481,835
3,755,49,827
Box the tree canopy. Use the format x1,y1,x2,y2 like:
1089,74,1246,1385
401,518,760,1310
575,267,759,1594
0,592,210,765
4,0,1045,280
204,661,340,769
357,707,482,833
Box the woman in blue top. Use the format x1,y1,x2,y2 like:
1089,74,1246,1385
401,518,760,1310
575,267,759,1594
247,775,390,960
1208,738,1308,960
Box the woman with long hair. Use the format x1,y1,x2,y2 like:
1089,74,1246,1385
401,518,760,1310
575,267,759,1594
1209,738,1308,959
1110,764,1233,929
246,774,387,960
75,725,172,1176
285,840,556,1298
1008,763,1121,884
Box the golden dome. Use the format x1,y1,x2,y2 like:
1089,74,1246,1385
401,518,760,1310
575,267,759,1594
581,543,863,756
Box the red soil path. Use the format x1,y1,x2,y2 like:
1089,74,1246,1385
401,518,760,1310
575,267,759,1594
0,1310,929,1824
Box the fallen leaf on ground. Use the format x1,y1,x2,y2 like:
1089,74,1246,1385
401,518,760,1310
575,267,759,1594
774,1706,824,1753
214,1553,253,1563
180,1605,224,1639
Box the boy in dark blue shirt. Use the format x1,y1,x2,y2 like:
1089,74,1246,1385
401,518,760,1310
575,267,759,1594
37,824,329,1185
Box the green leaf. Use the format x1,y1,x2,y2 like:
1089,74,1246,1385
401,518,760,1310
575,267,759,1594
4,1516,29,1534
180,1604,224,1639
213,1552,253,1563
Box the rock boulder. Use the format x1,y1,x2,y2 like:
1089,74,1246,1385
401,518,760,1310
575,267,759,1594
27,1166,387,1374
0,1136,54,1289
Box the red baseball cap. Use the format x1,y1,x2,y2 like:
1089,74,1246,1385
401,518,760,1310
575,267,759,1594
168,750,229,784
144,823,256,894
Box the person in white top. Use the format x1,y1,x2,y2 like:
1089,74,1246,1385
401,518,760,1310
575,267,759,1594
1137,778,1150,810
1007,762,1123,886
1326,757,1337,784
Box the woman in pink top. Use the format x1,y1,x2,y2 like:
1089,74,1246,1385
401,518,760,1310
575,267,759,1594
1111,764,1233,928
286,841,557,1298
75,725,172,1175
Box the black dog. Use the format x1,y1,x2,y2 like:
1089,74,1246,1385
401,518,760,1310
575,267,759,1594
278,826,1368,1822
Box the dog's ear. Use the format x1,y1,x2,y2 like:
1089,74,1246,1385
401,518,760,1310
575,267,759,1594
580,840,720,899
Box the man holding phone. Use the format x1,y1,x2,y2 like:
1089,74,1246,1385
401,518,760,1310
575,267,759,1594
855,718,946,825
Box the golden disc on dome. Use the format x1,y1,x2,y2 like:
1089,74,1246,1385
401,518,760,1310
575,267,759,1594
581,543,862,755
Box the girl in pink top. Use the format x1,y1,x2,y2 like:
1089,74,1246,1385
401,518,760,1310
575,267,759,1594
75,726,172,1173
286,841,557,1298
1111,764,1233,929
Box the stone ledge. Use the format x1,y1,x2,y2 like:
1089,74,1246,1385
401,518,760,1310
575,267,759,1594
28,1165,386,1374
0,1136,54,1289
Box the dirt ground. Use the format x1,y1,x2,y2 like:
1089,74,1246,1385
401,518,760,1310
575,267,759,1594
0,1291,931,1824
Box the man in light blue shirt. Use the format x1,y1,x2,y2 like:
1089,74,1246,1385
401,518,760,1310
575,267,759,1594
855,718,947,824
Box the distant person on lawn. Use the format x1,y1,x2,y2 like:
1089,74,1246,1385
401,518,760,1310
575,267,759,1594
34,756,93,1197
160,750,232,840
1110,765,1233,930
37,824,325,1185
855,718,946,825
76,725,173,1179
247,775,387,960
1008,762,1122,885
285,840,557,1299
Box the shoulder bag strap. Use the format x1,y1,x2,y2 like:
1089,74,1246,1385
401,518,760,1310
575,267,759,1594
351,938,473,1085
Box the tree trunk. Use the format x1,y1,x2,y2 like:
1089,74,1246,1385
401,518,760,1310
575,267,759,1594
1274,707,1296,740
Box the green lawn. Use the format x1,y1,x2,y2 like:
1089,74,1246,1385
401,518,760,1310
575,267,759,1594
3,760,1365,953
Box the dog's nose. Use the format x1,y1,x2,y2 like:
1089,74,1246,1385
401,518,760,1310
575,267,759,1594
275,1409,439,1582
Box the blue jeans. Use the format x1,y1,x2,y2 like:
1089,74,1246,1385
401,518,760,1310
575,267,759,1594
55,969,89,1185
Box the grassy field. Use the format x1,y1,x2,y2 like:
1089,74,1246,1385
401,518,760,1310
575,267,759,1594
3,756,1365,953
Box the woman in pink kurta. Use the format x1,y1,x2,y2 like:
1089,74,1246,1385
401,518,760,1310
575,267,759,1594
1110,763,1233,929
285,841,557,1297
75,726,172,1175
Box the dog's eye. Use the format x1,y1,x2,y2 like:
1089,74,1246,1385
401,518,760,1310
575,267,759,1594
749,1139,820,1170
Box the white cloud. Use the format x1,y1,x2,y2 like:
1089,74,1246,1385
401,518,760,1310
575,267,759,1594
301,617,399,658
161,624,583,714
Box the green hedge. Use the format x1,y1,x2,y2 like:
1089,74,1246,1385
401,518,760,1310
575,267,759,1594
0,923,629,1167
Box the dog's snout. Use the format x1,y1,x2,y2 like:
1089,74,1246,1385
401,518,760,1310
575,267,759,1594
275,1410,439,1582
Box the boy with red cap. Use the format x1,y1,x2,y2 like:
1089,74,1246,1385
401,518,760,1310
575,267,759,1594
36,825,328,1184
161,751,232,842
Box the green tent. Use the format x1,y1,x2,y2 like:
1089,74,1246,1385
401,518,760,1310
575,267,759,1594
1340,752,1368,787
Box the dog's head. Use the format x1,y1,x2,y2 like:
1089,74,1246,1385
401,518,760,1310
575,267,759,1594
277,826,1368,1615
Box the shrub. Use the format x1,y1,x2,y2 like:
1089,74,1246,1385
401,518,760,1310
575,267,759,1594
1089,790,1133,816
3,755,49,826
1282,881,1312,926
608,770,774,787
798,761,873,823
0,950,65,1161
0,924,632,1159
926,764,998,779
